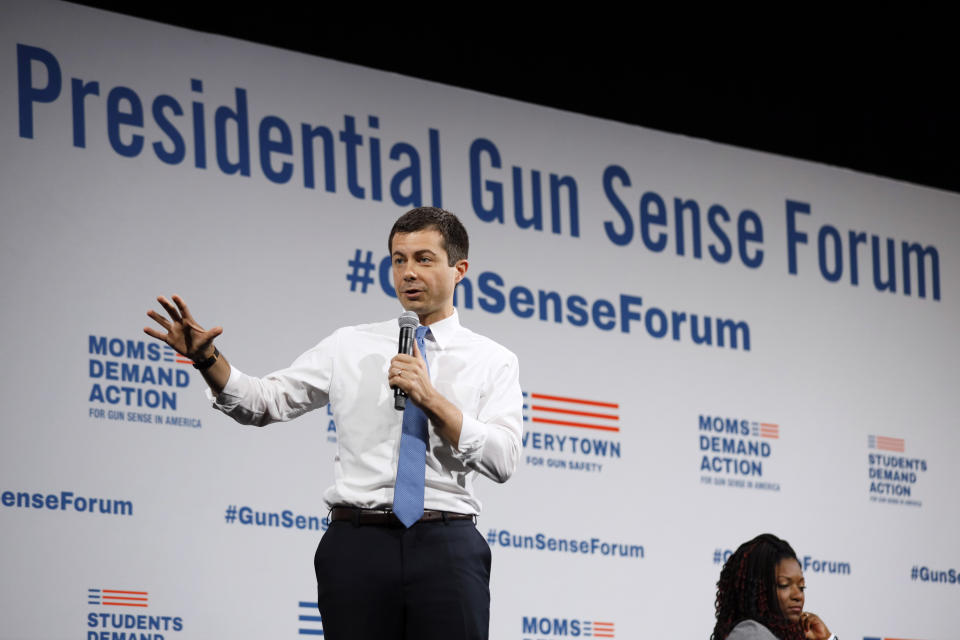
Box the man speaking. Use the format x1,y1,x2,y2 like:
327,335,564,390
144,207,523,640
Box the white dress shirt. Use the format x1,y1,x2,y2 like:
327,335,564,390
209,309,522,515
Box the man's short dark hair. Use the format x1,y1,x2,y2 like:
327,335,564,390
388,207,469,266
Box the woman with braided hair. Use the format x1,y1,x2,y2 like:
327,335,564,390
711,534,836,640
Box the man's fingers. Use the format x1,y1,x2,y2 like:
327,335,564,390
146,309,171,329
183,320,222,341
171,294,192,321
157,296,182,322
392,354,423,371
195,326,224,345
389,352,430,405
143,327,166,341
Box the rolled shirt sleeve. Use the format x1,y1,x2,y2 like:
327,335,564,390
453,352,523,483
206,334,336,426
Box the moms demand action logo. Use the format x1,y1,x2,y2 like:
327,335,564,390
522,616,615,639
86,587,184,639
87,335,203,429
867,435,927,507
699,414,781,491
522,390,622,474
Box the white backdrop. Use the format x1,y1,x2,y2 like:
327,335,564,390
2,3,958,639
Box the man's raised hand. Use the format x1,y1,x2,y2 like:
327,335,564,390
144,295,222,361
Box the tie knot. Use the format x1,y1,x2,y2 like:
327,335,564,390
415,326,429,340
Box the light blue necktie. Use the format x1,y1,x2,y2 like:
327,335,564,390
393,326,430,527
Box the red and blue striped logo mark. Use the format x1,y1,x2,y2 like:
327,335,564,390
523,392,620,432
586,620,615,637
864,636,923,640
751,422,779,438
87,588,148,607
162,345,193,365
523,617,616,638
868,435,905,452
298,601,323,636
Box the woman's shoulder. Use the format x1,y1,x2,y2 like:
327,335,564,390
726,620,779,640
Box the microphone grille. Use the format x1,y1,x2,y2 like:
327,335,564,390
397,310,419,329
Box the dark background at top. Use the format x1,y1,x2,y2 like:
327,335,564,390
70,4,959,196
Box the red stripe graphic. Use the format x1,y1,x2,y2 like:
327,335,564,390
531,405,619,420
100,589,149,607
531,417,620,432
876,436,905,452
759,423,779,439
530,393,618,408
593,621,615,637
528,393,621,432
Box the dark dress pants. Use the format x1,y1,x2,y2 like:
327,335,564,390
314,518,491,640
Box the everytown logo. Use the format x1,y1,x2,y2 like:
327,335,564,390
522,391,621,474
868,435,927,507
87,335,203,429
699,414,781,491
521,616,615,639
86,587,184,639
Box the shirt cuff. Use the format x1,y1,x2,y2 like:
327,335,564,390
204,365,245,410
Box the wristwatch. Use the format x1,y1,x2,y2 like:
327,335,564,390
192,346,220,370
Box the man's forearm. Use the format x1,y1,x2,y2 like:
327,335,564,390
195,346,231,396
420,391,464,449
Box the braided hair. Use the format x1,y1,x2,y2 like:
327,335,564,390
711,533,806,640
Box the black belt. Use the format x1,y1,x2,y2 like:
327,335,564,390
329,506,475,526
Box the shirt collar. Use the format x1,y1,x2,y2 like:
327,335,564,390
422,308,460,350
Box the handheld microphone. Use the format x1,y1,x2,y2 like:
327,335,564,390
394,311,418,410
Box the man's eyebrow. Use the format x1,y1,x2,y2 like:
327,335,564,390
392,248,437,257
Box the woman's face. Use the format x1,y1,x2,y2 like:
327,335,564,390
775,557,805,623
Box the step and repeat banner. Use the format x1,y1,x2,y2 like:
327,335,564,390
2,2,958,639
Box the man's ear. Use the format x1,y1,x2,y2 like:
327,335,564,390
454,259,468,283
